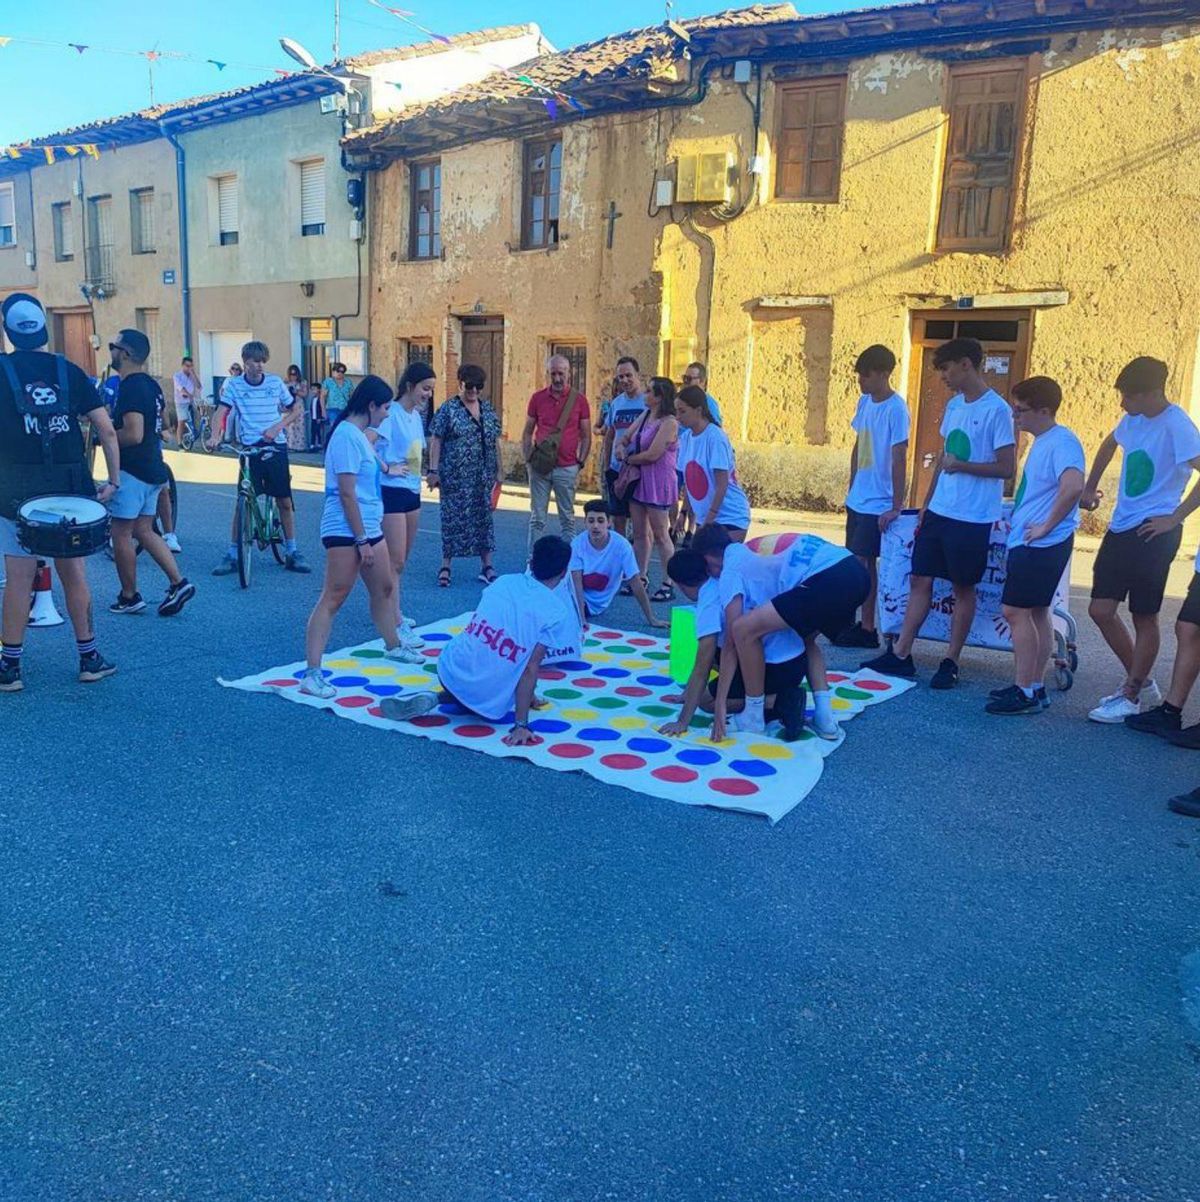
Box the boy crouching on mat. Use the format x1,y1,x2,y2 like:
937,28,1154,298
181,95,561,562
986,377,1084,716
568,499,667,629
381,536,574,745
659,541,809,742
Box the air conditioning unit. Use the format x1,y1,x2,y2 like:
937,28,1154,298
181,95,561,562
675,152,732,204
319,93,347,115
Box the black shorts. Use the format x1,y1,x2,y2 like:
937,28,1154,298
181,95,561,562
248,445,292,500
382,487,421,515
708,652,808,701
911,510,991,586
605,468,630,518
1001,536,1073,609
1179,573,1200,627
772,555,870,640
1091,524,1183,615
845,505,882,558
321,534,385,550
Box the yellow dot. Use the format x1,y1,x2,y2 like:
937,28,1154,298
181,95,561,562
708,736,738,749
587,651,613,663
325,659,360,669
447,626,464,634
611,715,648,730
621,658,653,669
747,742,794,760
358,665,395,677
832,698,852,712
394,675,431,687
561,707,599,721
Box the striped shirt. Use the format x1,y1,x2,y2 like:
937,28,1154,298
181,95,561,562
219,372,294,445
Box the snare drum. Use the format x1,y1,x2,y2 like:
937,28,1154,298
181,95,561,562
16,495,111,559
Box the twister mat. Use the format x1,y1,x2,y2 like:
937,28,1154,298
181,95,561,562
220,615,915,823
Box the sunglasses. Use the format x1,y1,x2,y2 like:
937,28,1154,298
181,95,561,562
108,342,130,355
461,383,481,392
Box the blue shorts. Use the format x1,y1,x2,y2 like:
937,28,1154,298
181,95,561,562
109,471,164,520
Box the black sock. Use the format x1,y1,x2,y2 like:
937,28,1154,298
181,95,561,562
1164,701,1183,715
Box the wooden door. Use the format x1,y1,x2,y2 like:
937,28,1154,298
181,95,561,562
906,311,1031,506
460,316,505,430
53,309,97,376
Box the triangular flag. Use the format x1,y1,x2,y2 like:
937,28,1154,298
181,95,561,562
144,50,159,62
568,96,585,114
64,145,80,156
0,37,11,48
273,68,290,76
208,59,226,70
516,74,533,85
83,144,100,159
543,98,558,120
431,33,451,44
42,147,55,165
385,6,416,15
69,43,88,54
4,147,19,159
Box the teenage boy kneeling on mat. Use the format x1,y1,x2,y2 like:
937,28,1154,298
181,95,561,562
568,499,667,629
380,536,574,746
658,536,809,742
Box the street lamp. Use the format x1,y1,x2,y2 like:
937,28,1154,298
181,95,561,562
279,36,351,92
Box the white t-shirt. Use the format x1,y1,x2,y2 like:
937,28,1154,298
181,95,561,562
172,370,197,406
438,574,571,721
377,403,425,494
929,389,1015,525
683,424,752,529
716,544,807,663
1110,403,1200,533
846,392,910,515
1008,424,1085,549
219,372,295,445
694,577,725,648
569,530,639,615
606,393,648,470
320,420,382,540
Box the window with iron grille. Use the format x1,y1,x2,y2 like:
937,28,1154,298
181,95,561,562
401,339,435,368
130,187,155,254
85,194,114,289
409,159,441,260
550,342,586,395
522,137,561,250
216,174,239,246
936,62,1027,253
299,159,326,237
774,78,847,202
52,201,74,261
135,308,162,378
0,184,15,247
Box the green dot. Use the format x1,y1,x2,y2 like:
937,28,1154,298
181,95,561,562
608,645,635,654
423,663,439,675
689,714,713,728
835,686,871,701
638,704,674,717
644,651,670,661
1124,449,1155,498
591,696,628,710
545,687,582,700
945,428,971,461
584,638,601,647
795,729,815,741
353,648,385,658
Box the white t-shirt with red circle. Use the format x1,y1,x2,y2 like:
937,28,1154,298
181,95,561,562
681,424,751,529
569,529,639,615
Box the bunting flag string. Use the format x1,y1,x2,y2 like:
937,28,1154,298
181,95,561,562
0,33,287,77
2,141,103,163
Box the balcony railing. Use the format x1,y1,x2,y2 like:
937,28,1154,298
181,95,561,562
85,243,115,293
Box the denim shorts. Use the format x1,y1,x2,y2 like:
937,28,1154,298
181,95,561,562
109,471,164,520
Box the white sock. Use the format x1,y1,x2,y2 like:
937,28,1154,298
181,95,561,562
1020,685,1036,699
742,695,765,729
1031,681,1044,693
813,690,833,725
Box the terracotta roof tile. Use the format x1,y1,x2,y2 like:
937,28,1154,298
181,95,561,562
343,23,544,69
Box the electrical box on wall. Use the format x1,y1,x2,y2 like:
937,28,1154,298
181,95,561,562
654,179,674,207
675,152,732,204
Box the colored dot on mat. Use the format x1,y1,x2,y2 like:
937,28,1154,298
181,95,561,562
588,651,613,663
628,737,672,754
852,678,892,692
538,668,566,681
352,649,384,659
439,701,471,716
423,663,439,674
600,753,646,770
572,677,607,689
652,765,699,784
553,660,592,672
616,686,652,698
498,712,516,725
336,696,374,708
455,724,496,738
637,674,674,687
643,651,670,662
578,727,621,742
627,637,656,647
709,777,760,797
410,714,450,728
689,714,713,728
530,718,570,734
595,667,631,679
747,742,794,760
358,666,395,677
544,688,582,700
835,686,872,701
832,699,852,712
560,707,600,721
447,626,464,634
593,631,620,640
549,743,593,759
637,705,674,718
584,638,602,647
607,645,636,655
591,697,628,710
611,716,648,730
326,659,361,669
265,678,299,688
366,685,402,697
330,675,370,688
395,675,430,687
677,748,721,766
621,659,653,670
730,758,777,778
826,672,847,683
423,632,451,642
422,648,441,658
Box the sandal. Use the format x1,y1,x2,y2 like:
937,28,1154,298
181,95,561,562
437,566,451,588
651,583,675,603
477,566,498,585
619,574,648,598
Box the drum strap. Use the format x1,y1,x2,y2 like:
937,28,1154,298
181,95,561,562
0,353,72,469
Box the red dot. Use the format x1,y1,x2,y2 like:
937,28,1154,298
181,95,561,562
853,678,893,691
549,743,593,759
422,648,441,658
572,677,606,689
593,631,620,640
368,706,383,718
616,686,652,697
709,777,760,797
455,724,495,738
652,765,699,784
265,678,299,688
826,673,847,683
538,668,566,681
601,753,646,770
410,714,450,727
336,695,374,708
627,637,656,647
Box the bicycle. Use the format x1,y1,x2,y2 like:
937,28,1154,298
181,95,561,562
230,444,285,589
179,398,214,453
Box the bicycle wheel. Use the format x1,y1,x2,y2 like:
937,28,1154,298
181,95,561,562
198,416,213,453
236,490,254,589
180,424,195,452
261,497,286,564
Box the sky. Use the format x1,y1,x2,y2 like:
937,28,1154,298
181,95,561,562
0,0,887,144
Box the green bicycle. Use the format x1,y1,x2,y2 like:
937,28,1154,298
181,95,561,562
233,444,285,589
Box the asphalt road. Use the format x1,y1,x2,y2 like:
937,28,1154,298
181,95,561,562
2,455,1199,1201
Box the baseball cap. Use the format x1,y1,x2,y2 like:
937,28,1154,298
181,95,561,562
114,328,151,363
2,292,49,351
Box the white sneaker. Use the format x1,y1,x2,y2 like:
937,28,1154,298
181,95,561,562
812,714,841,741
1088,690,1140,723
379,692,439,722
163,533,182,553
398,624,425,650
400,616,416,631
299,668,337,699
1141,679,1163,707
384,644,425,665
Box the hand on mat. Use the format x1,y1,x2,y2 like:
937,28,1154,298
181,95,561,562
503,725,539,747
649,616,669,629
658,719,690,737
711,708,727,743
531,695,550,710
1138,514,1179,540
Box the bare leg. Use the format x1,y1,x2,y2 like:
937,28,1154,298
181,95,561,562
947,583,977,663
383,511,410,625
647,508,675,586
731,603,793,697
279,496,297,542
1,556,38,645
860,556,879,633
305,547,358,668
358,545,399,647
1089,598,1134,681
630,502,651,578
1003,604,1038,688
805,638,828,692
1167,620,1200,709
133,515,182,586
54,557,95,640
1129,611,1162,692
111,518,139,597
1032,607,1054,685
892,575,934,658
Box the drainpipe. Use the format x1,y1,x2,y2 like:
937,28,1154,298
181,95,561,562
163,128,192,357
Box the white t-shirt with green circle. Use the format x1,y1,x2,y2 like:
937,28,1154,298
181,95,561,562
929,389,1015,525
1007,424,1085,549
1111,403,1200,533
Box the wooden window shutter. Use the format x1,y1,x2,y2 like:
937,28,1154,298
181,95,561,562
217,175,239,234
937,63,1026,252
774,78,846,202
300,159,326,233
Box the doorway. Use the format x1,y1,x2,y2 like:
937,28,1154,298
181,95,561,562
906,310,1031,506
460,316,504,428
51,308,97,376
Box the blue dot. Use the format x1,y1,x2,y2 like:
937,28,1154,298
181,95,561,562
438,701,470,716
552,659,591,672
530,718,570,734
594,667,631,679
366,684,402,697
498,711,516,725
578,727,620,742
637,674,674,687
423,631,451,641
628,737,671,754
730,759,777,778
330,675,370,688
677,748,721,766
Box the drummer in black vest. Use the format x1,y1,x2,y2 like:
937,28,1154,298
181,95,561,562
107,329,195,617
0,293,120,693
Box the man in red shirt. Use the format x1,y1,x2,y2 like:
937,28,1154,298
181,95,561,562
521,354,592,551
